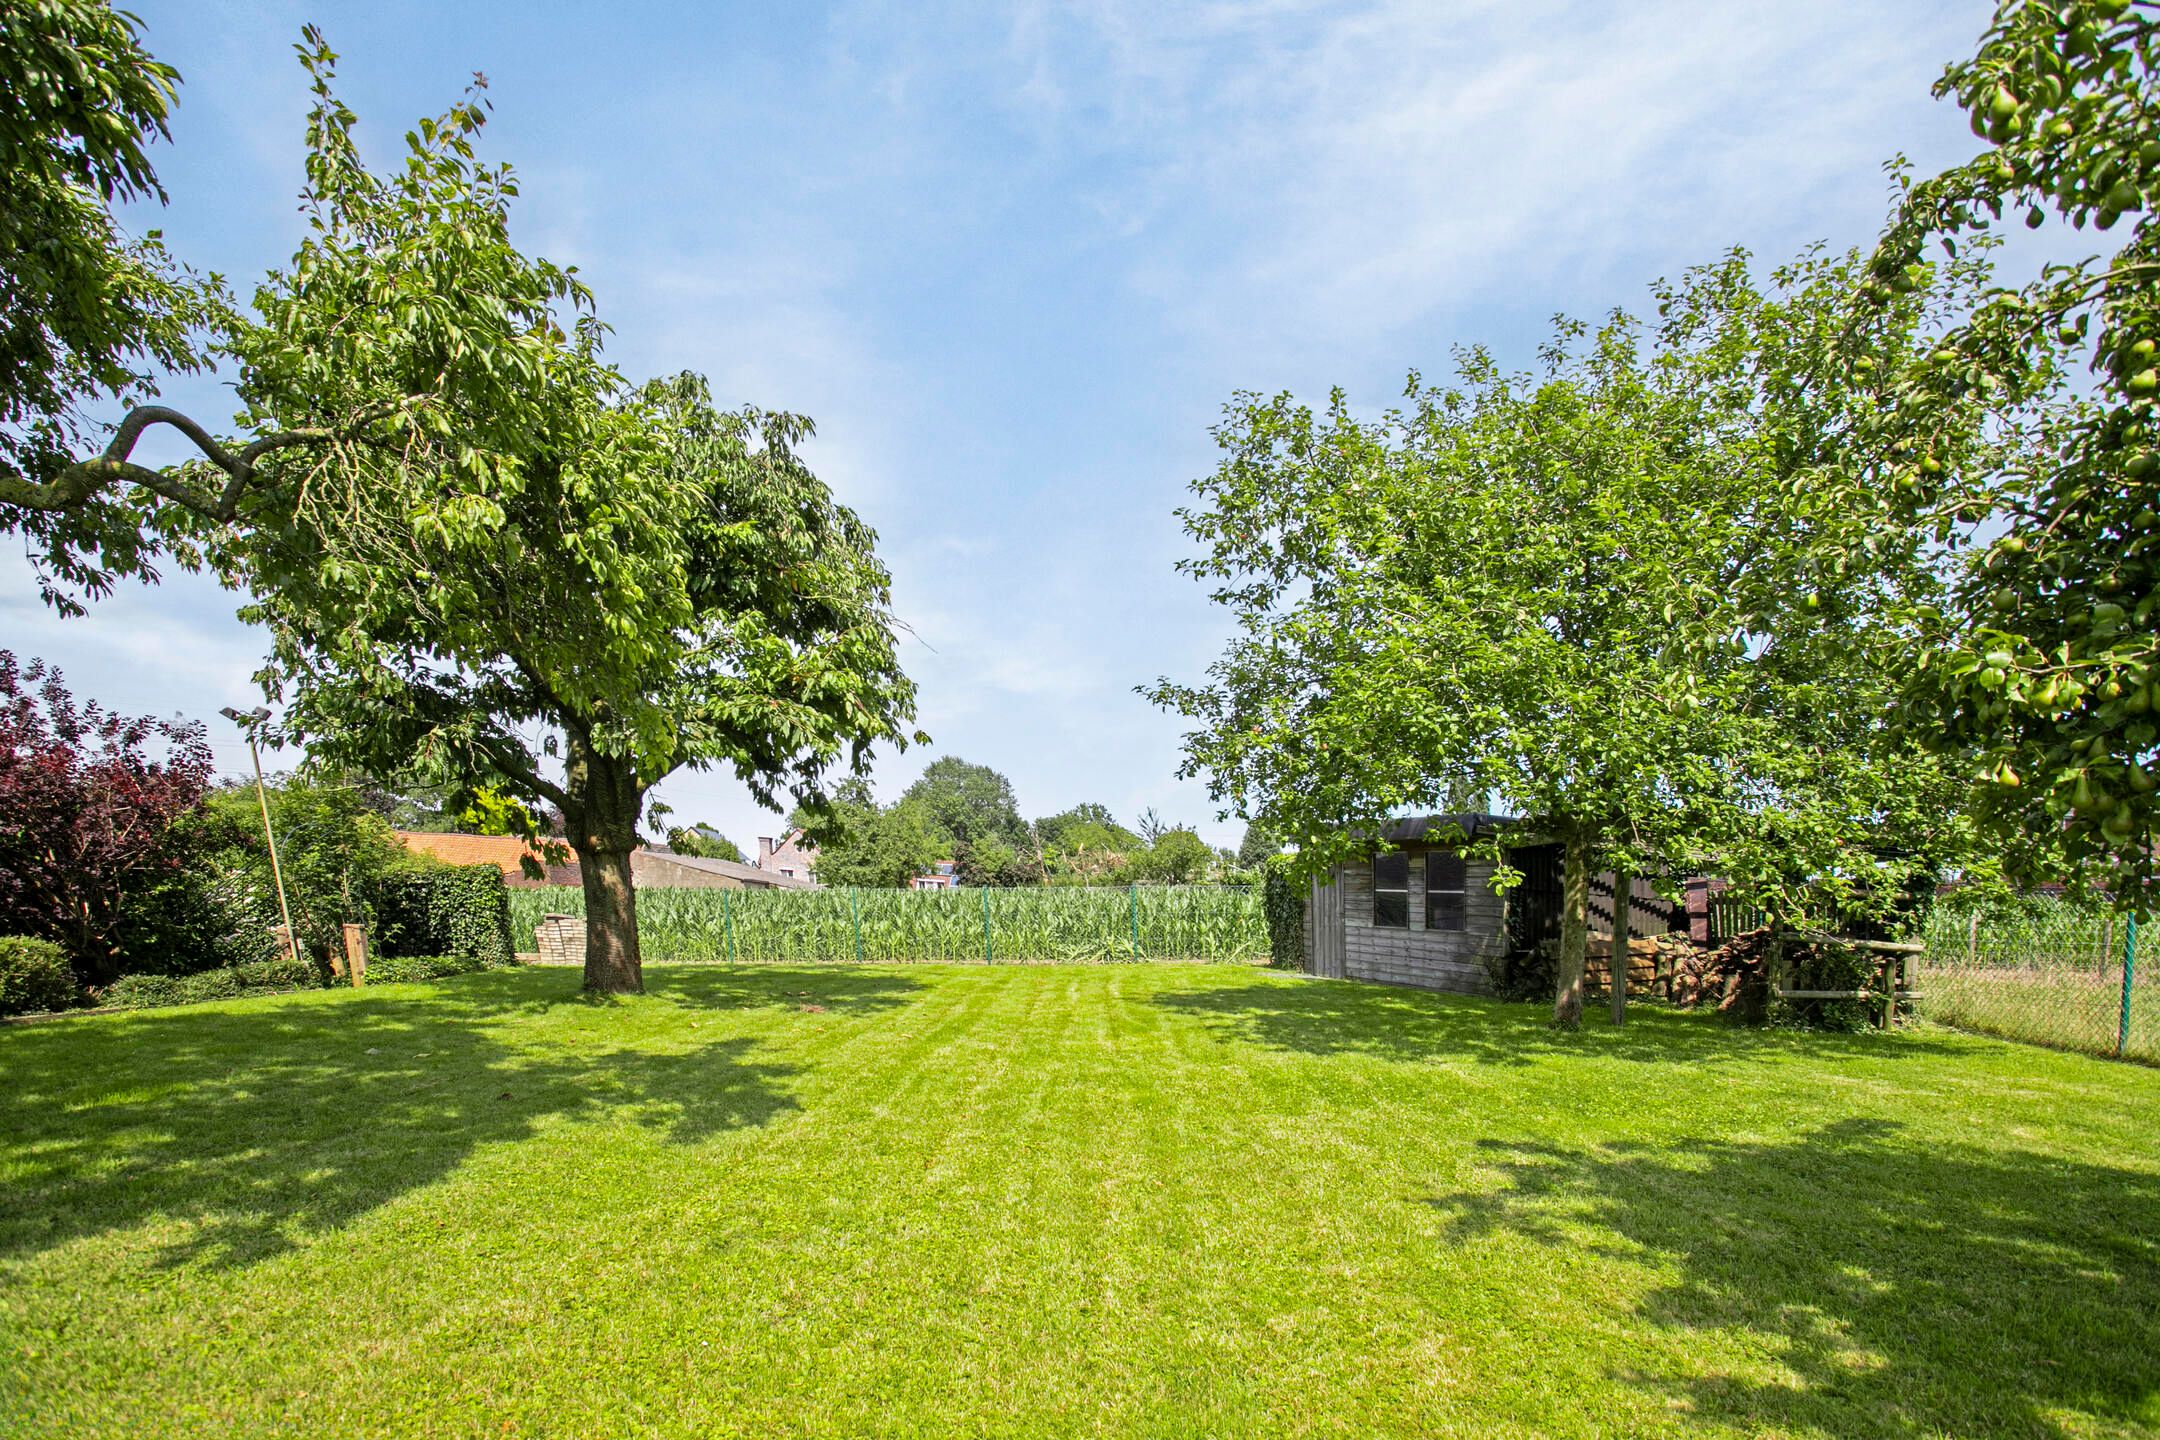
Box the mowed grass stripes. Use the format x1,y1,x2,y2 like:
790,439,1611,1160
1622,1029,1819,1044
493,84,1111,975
3,965,2158,1437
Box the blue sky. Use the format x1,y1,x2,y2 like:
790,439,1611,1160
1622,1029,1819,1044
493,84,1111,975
7,0,1994,851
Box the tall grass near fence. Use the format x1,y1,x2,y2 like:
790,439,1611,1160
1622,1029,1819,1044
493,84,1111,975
1919,900,2156,1062
508,884,1268,964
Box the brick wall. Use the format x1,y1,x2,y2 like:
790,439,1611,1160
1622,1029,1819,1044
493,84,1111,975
393,831,579,887
535,914,586,967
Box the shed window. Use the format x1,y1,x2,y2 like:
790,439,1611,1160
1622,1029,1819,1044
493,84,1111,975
1425,851,1468,931
1372,852,1409,927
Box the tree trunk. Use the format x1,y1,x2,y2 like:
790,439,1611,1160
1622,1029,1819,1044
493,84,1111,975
563,736,646,995
1610,868,1632,1027
576,841,643,994
1554,834,1589,1029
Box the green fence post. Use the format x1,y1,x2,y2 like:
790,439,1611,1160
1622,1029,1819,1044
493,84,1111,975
851,887,863,965
2120,913,2138,1058
723,886,735,966
982,885,993,964
1130,883,1140,960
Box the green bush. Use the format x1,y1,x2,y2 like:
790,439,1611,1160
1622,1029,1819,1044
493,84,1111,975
370,864,513,965
362,952,495,984
0,937,78,1016
1493,945,1557,1003
1768,941,1882,1033
102,955,322,1011
1261,861,1306,969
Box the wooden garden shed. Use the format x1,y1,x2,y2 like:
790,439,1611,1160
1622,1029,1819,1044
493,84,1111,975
1301,813,1688,994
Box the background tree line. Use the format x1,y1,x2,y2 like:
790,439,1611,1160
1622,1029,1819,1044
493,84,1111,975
792,755,1260,888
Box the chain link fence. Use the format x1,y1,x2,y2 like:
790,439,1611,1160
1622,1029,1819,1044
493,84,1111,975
1917,903,2152,1062
508,883,1269,965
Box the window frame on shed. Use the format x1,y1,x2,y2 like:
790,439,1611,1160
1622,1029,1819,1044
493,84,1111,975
1372,850,1409,927
1425,849,1468,931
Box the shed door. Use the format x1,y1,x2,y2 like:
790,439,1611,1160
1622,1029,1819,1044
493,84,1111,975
1309,868,1345,978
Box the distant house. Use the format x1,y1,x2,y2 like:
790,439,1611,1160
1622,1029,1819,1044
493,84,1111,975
910,861,960,891
753,827,819,884
393,832,810,891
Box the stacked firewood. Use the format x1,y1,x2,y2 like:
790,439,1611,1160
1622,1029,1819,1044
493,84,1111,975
1582,935,1662,996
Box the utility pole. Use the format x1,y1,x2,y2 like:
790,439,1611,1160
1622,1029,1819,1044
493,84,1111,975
221,705,296,958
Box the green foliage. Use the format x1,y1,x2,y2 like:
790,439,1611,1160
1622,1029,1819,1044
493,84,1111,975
360,952,496,985
507,884,1267,963
1151,247,2002,959
1767,944,1883,1034
0,936,76,1015
1236,821,1279,869
900,757,1027,850
953,834,1041,887
1034,804,1141,884
1259,860,1304,969
0,0,216,607
368,864,512,966
188,45,918,993
1034,803,1137,850
1492,947,1559,1004
1132,828,1214,886
1869,0,2160,904
800,783,942,889
100,798,276,978
196,774,407,963
665,826,743,863
101,955,320,1010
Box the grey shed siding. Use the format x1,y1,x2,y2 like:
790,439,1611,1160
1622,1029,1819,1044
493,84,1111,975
1333,850,1504,995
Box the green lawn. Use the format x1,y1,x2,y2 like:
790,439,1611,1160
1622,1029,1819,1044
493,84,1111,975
3,966,2158,1438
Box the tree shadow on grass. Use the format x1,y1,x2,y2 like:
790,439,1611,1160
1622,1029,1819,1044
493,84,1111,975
1152,978,1933,1069
1426,1118,2160,1437
0,967,922,1271
489,964,927,1018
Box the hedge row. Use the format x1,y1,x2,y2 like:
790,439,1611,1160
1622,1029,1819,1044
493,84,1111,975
361,952,496,985
371,864,514,967
102,956,323,1010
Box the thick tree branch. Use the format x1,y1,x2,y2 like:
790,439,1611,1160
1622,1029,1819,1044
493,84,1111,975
0,400,424,522
473,732,571,812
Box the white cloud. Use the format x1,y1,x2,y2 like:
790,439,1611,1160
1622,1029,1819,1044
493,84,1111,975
968,0,1984,363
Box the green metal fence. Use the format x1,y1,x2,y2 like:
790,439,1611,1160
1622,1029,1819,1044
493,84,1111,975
1917,903,2152,1063
508,883,1268,965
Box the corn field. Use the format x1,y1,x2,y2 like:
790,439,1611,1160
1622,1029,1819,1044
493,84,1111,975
508,884,1269,965
1918,901,2156,1063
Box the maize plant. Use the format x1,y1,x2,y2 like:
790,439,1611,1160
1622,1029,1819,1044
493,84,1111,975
508,884,1267,964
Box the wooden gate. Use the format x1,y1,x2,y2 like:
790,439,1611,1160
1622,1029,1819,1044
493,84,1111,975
1309,867,1345,977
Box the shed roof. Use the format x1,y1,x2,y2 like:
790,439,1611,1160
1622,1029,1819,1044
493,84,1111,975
1374,813,1523,844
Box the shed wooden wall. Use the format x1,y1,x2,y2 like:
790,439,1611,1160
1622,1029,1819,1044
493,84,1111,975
1328,849,1504,995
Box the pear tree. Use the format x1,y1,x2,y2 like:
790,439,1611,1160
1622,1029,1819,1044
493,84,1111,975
1152,248,2000,1026
1863,0,2160,902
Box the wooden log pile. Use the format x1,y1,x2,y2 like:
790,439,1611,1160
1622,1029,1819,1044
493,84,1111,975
1583,935,1662,997
1669,927,1776,1022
